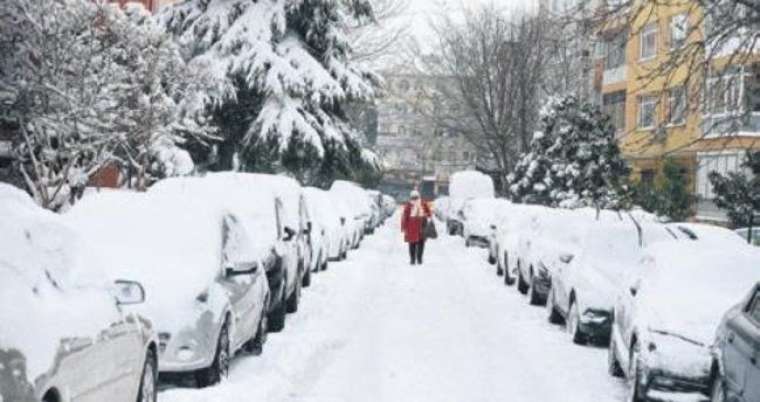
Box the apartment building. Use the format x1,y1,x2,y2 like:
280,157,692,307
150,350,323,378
595,1,760,222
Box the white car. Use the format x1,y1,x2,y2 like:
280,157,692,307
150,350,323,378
492,203,546,286
447,171,495,236
304,186,346,267
330,180,370,247
1,185,158,402
461,198,508,249
67,190,270,387
150,173,309,332
546,221,677,345
608,242,760,401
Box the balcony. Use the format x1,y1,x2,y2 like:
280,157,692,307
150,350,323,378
602,65,627,87
701,112,760,138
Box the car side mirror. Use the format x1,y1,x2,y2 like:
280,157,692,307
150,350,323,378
559,254,574,264
283,226,296,241
225,262,259,278
114,280,146,306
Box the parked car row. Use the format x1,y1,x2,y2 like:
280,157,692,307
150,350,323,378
438,194,760,402
0,176,394,402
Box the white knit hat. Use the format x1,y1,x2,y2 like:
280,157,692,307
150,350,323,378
410,190,420,198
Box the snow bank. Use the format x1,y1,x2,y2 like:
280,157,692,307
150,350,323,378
0,185,118,380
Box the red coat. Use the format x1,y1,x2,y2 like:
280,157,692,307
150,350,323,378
401,201,432,243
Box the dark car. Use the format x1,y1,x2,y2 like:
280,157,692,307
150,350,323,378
711,283,760,402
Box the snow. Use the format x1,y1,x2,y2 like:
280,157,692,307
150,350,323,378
159,214,625,402
448,171,495,216
0,185,119,380
669,222,749,248
64,189,247,334
636,242,760,346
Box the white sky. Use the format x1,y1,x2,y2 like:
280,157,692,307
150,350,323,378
404,0,537,42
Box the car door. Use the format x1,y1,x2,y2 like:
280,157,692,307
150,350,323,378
728,288,760,401
275,198,299,294
220,214,262,348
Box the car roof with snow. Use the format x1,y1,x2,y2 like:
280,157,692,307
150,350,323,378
668,222,748,248
65,190,257,328
449,171,495,200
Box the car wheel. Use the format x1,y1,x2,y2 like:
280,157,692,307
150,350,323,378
488,253,497,265
465,237,472,247
608,335,624,377
137,350,157,402
268,281,287,333
287,273,302,313
244,308,268,356
503,254,515,286
517,266,529,295
627,344,646,402
321,259,328,271
710,372,726,402
195,319,230,388
546,287,563,325
527,272,543,306
302,265,312,288
567,301,587,345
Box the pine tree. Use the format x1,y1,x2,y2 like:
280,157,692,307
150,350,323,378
709,151,760,242
160,0,380,184
508,96,629,208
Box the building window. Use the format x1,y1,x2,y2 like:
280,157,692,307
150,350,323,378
398,125,406,135
463,151,470,160
668,86,687,125
696,152,743,199
605,31,627,70
640,23,658,60
670,14,688,50
706,73,743,115
638,95,658,129
399,79,410,92
603,91,626,134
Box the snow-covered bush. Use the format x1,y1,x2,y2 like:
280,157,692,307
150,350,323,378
160,0,381,184
0,0,213,210
508,96,629,209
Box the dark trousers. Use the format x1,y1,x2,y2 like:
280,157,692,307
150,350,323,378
409,241,425,264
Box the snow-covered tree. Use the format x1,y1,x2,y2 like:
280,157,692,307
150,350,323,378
709,151,760,242
508,96,629,209
0,0,212,209
160,0,381,185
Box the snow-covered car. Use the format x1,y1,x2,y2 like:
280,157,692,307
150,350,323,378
150,173,308,331
382,194,397,219
608,242,760,402
515,208,589,305
365,189,384,231
490,203,546,285
546,221,677,345
0,185,159,402
668,222,748,248
67,190,270,387
330,180,371,247
461,197,509,250
710,283,760,402
447,171,495,236
304,186,345,268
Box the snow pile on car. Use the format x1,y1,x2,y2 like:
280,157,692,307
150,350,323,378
0,184,118,380
65,189,251,333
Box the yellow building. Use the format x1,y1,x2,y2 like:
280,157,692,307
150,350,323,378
596,1,760,222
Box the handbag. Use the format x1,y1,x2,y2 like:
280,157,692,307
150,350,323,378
423,218,438,240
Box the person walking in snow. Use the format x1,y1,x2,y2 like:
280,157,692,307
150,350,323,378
401,190,432,265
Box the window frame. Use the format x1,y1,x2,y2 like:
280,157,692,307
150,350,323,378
640,23,659,61
638,95,658,130
670,13,689,51
668,86,687,126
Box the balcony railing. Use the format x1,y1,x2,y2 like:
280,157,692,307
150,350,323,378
701,112,760,138
602,65,626,86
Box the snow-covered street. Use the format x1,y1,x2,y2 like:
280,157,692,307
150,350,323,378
160,216,626,402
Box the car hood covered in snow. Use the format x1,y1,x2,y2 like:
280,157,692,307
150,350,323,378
65,190,246,333
0,185,120,380
636,242,760,345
